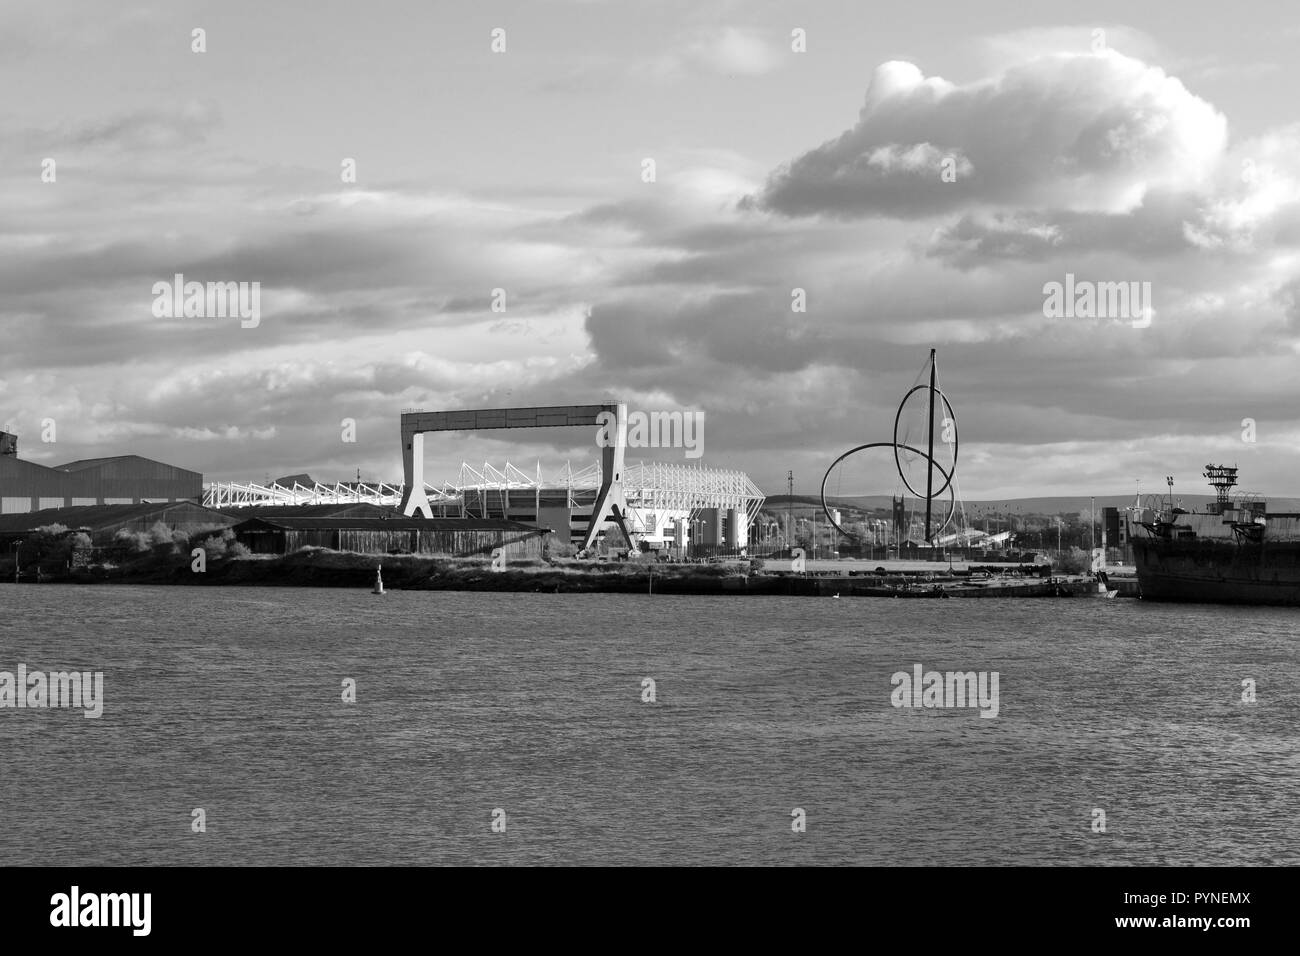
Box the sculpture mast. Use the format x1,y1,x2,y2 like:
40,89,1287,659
925,348,937,543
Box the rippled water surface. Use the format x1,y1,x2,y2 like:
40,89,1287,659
1,584,1296,865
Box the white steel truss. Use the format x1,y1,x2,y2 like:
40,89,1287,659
203,480,458,509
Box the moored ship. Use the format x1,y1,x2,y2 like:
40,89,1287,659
1128,465,1300,605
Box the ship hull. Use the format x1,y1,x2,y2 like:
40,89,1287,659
1132,538,1300,606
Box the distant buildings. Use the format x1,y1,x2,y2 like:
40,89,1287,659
1101,506,1132,563
0,423,763,559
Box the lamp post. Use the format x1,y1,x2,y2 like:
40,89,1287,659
1166,476,1174,514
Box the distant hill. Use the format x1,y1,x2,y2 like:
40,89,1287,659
275,473,317,487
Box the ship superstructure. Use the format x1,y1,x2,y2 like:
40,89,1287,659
1127,465,1300,605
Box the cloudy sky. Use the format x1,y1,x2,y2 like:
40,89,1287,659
2,0,1298,499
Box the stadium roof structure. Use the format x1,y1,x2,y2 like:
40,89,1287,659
207,460,766,526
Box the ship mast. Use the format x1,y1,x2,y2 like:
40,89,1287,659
1203,464,1238,515
925,348,937,543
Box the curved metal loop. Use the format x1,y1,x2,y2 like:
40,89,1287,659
892,385,959,499
820,442,956,542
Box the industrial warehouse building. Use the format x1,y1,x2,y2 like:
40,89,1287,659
0,431,202,513
215,502,396,521
230,515,550,559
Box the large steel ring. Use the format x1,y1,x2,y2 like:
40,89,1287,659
820,442,956,541
892,385,959,500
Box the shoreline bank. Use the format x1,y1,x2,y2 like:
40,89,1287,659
0,549,1119,597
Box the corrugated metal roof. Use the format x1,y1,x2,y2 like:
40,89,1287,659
54,454,200,477
215,503,399,519
232,516,548,532
0,456,59,479
0,501,231,533
54,457,120,471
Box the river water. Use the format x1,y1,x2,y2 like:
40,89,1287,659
1,584,1296,865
